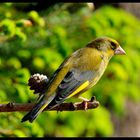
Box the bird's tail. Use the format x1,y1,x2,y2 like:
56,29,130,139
21,95,49,123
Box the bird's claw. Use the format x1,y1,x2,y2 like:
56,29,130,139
82,101,88,111
90,96,96,102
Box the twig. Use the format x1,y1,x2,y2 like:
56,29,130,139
0,96,99,112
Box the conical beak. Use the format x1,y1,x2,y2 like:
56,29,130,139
114,46,126,55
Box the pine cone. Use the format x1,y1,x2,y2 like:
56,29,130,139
28,73,49,94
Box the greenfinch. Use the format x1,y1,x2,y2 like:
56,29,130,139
21,36,126,123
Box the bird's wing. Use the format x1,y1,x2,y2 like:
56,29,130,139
42,56,73,98
46,69,95,109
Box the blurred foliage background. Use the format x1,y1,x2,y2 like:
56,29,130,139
0,3,140,137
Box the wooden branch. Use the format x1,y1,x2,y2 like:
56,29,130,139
0,96,99,112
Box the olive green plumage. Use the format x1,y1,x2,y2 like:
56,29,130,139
21,36,126,123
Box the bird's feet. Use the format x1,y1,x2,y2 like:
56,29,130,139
78,96,90,111
81,101,88,111
78,96,89,102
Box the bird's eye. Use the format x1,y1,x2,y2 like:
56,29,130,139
110,42,116,50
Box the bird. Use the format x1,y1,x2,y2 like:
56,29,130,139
21,36,126,123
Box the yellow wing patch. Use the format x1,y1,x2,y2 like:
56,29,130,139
67,81,90,98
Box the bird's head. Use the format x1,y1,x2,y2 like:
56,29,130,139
86,36,126,59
